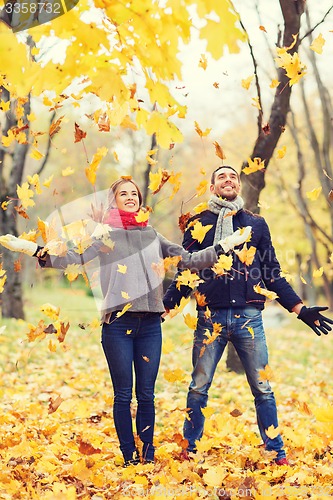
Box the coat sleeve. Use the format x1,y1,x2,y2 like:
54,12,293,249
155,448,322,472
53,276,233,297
257,219,302,311
37,240,105,269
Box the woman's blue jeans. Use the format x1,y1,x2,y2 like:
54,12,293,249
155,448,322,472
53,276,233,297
102,312,162,462
184,307,286,460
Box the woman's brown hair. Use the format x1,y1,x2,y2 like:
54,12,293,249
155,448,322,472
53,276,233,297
106,178,143,211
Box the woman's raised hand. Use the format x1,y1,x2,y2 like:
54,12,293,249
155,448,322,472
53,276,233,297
0,234,38,256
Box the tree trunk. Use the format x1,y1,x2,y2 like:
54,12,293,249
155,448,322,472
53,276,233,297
0,94,31,319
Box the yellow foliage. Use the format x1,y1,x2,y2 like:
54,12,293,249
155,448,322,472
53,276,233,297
190,221,213,243
310,33,325,54
212,254,233,275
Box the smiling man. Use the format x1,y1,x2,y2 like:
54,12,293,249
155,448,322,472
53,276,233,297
164,165,332,466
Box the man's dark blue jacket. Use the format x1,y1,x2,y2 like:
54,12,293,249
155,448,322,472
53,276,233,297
163,209,302,312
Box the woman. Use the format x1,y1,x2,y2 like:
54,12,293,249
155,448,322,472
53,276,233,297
0,177,251,466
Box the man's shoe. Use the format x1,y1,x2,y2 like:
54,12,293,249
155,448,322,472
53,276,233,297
275,457,289,466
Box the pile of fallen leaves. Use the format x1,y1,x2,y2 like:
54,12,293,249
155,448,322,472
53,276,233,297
0,291,333,499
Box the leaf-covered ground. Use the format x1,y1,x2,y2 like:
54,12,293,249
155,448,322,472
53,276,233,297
1,284,333,499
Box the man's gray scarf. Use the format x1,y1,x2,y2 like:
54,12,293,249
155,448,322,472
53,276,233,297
208,195,244,244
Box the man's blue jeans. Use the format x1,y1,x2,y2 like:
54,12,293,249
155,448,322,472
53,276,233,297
184,307,286,460
102,312,162,462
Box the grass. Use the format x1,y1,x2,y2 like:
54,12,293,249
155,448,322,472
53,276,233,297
1,282,333,498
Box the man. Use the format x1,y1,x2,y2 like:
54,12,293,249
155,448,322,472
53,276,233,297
163,165,332,465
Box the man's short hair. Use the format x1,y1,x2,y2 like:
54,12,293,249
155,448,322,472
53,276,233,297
210,165,240,184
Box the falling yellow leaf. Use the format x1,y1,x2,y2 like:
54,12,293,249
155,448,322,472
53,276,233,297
277,146,287,159
62,167,75,177
203,323,222,345
40,303,60,321
265,424,280,439
241,75,254,90
194,291,207,307
258,364,274,382
201,407,215,418
126,330,132,335
213,141,226,160
194,121,211,137
43,175,54,187
64,264,82,282
300,275,307,284
306,187,322,201
242,157,265,175
253,283,278,300
1,200,11,211
193,202,208,214
310,33,325,54
275,35,307,85
117,264,127,274
0,265,7,293
195,180,208,196
116,303,132,318
176,269,203,290
247,326,255,339
121,291,130,299
313,267,324,278
17,182,35,209
0,100,10,111
30,149,44,160
168,296,191,318
234,245,256,266
85,147,108,185
251,97,261,110
212,254,233,275
183,313,198,330
135,210,150,223
270,78,280,88
142,355,150,362
190,221,213,243
198,54,208,70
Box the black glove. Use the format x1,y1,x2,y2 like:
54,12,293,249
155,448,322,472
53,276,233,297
297,306,333,336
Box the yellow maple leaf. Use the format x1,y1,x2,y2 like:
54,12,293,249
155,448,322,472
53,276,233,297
275,35,307,85
196,180,208,197
183,313,198,330
62,167,75,177
116,303,132,318
253,283,278,300
176,269,203,290
30,149,44,161
234,244,256,266
117,264,127,274
169,172,182,200
190,221,213,243
306,187,322,201
85,147,108,185
277,146,287,159
247,326,255,339
270,78,280,88
212,254,233,275
48,340,57,353
64,264,81,282
1,200,11,211
17,182,35,209
121,291,130,299
163,256,182,273
203,466,227,487
242,157,265,175
258,364,274,382
162,337,175,355
265,424,280,439
61,220,89,240
148,169,163,193
241,75,254,90
199,14,245,59
27,173,42,194
213,141,226,160
203,323,222,345
198,53,208,70
168,296,191,318
43,175,54,188
310,33,325,55
135,209,150,223
251,97,261,110
201,407,215,418
194,121,211,137
0,100,10,112
193,202,208,214
1,130,15,148
40,303,60,321
194,291,207,307
313,267,324,278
